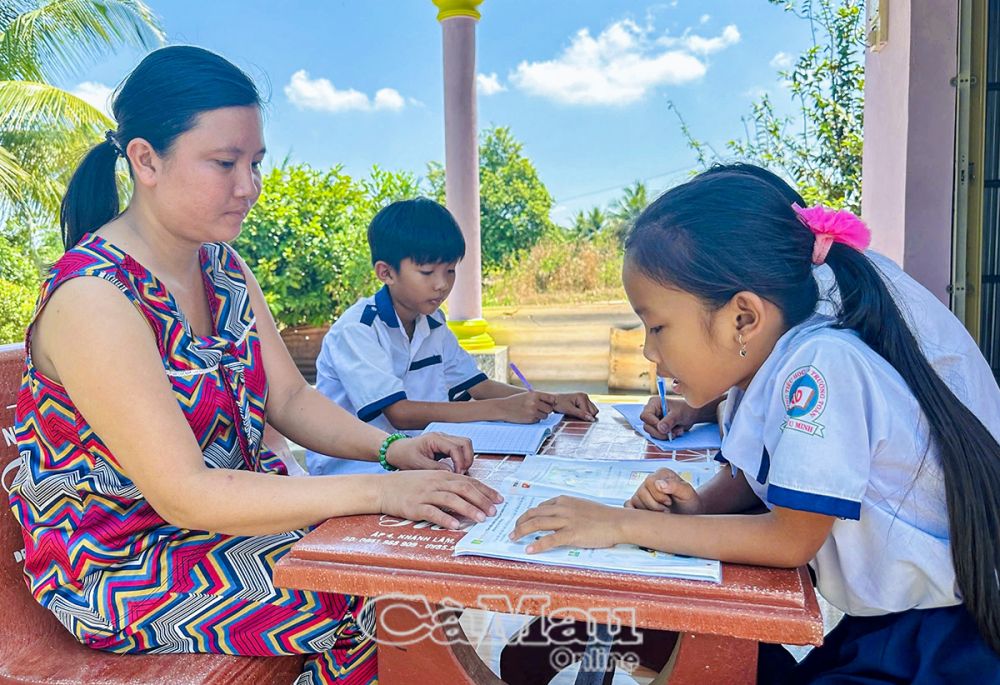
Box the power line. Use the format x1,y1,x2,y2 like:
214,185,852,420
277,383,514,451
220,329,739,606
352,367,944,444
555,163,696,204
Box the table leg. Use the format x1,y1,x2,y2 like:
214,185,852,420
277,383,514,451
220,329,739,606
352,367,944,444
374,599,502,685
574,622,616,685
655,633,758,685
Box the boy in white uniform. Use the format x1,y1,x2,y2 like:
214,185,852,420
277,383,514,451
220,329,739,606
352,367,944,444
307,198,598,476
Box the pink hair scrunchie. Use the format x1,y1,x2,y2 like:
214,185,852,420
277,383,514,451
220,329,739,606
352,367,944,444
792,203,872,265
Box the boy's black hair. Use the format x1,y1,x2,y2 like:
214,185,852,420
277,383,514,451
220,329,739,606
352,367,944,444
368,197,466,270
625,164,1000,655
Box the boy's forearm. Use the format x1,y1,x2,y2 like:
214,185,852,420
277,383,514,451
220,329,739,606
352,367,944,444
467,379,524,400
382,397,504,430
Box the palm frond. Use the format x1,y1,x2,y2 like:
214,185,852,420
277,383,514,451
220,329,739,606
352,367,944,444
0,144,30,204
0,0,164,82
0,79,113,130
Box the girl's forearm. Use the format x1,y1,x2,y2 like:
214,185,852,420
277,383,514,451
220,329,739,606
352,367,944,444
612,503,833,568
697,467,762,515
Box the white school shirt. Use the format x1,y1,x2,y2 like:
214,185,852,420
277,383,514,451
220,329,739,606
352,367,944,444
813,250,1000,439
305,285,487,476
719,315,960,617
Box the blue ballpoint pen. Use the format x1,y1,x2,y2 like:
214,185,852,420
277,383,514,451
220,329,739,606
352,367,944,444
657,376,672,442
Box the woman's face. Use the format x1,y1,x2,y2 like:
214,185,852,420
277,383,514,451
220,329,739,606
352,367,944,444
145,105,265,244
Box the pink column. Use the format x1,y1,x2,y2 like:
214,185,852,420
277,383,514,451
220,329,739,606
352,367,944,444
434,0,493,349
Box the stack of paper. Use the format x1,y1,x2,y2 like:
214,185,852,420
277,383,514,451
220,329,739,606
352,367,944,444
423,413,563,455
454,453,723,582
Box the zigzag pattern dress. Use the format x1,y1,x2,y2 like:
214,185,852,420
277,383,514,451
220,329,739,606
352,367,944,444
8,234,377,684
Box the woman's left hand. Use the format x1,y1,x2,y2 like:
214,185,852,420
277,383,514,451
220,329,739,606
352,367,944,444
510,496,623,553
385,432,475,473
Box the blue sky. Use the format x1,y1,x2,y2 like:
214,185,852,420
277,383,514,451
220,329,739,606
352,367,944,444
60,0,814,225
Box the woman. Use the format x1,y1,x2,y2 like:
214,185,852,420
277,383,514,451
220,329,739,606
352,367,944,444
9,45,500,684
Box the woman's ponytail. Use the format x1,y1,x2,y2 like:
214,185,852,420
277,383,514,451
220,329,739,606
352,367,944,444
59,138,121,249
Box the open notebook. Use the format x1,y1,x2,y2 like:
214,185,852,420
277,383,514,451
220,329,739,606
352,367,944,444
422,412,563,455
613,403,722,451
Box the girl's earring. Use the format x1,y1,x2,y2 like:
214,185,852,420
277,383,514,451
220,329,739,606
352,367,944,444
738,333,748,358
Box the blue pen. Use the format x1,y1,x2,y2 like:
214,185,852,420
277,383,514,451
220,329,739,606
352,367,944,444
509,362,533,391
657,376,672,442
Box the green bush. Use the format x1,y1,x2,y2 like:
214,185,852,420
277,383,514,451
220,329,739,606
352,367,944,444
0,278,35,344
483,230,625,306
234,164,420,329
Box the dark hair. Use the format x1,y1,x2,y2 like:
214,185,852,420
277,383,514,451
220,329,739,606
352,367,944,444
625,165,1000,654
59,45,262,249
367,197,466,270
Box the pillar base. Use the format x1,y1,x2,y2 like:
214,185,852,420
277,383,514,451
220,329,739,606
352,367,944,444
447,318,495,351
469,345,508,383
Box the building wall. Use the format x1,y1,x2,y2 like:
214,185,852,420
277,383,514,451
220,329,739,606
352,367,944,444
862,0,959,304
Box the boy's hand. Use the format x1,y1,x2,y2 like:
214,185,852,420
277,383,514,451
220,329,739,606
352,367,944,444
640,395,705,440
626,468,703,515
385,432,475,473
498,391,557,423
551,392,598,422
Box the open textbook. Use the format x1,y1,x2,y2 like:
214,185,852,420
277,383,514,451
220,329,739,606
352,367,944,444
454,493,722,582
454,453,723,582
613,403,722,451
423,412,563,455
503,453,720,505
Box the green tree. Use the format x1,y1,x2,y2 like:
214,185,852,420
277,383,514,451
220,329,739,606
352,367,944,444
428,126,555,268
674,0,864,212
234,163,421,329
0,0,164,221
571,206,607,238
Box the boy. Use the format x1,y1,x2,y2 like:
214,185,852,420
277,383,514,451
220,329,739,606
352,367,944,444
306,198,599,476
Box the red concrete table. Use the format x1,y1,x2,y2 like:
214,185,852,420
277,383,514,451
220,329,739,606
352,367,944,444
274,408,823,684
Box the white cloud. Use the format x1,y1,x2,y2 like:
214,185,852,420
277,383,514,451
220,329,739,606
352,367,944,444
770,51,794,70
661,24,741,56
284,70,406,113
700,14,711,24
71,81,114,119
373,88,405,111
510,19,710,106
477,72,506,95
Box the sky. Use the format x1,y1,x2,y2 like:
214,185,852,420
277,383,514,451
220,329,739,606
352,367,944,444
58,0,814,226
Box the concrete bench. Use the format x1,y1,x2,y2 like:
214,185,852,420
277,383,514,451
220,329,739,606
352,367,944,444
0,342,303,684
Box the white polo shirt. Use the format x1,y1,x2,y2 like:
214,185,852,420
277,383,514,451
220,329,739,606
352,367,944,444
719,316,962,617
305,285,487,476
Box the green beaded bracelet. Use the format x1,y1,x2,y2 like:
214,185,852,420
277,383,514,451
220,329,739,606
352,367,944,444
378,432,407,471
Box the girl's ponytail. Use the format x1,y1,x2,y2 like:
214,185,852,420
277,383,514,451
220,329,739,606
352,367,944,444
825,241,1000,655
59,137,122,250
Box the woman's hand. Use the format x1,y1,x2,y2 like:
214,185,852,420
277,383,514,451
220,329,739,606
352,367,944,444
639,395,708,440
509,496,624,553
551,392,599,422
377,471,503,530
385,432,475,473
625,468,703,514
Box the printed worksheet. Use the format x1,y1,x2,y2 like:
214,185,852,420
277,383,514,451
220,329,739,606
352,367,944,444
504,454,720,505
454,494,722,582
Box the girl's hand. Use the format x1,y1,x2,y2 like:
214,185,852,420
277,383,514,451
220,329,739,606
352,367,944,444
626,468,703,515
639,395,704,440
551,392,599,422
498,391,558,423
385,432,475,473
377,471,503,530
509,496,623,553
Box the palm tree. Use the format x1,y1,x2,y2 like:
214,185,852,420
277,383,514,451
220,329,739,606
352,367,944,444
609,180,649,224
0,0,164,225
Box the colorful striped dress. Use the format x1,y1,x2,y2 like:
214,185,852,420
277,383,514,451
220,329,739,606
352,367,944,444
8,234,377,684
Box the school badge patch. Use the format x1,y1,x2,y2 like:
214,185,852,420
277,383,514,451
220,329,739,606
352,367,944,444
782,366,827,437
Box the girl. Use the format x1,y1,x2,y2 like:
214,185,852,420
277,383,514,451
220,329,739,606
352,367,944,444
9,46,501,685
509,166,1000,682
